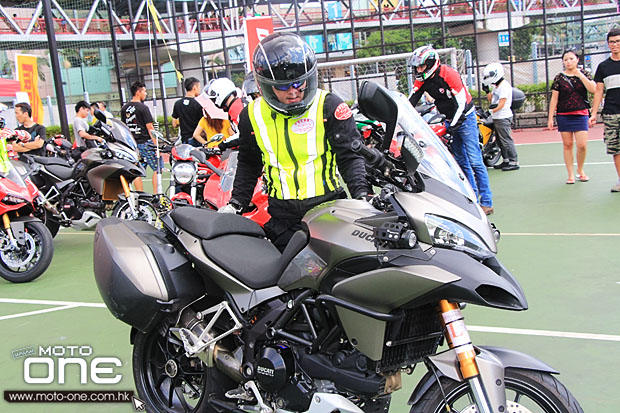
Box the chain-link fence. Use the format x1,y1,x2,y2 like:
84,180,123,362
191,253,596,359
317,48,459,102
1,0,619,130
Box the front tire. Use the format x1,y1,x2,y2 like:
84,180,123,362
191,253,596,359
412,368,583,413
113,198,158,225
132,327,233,413
0,221,54,283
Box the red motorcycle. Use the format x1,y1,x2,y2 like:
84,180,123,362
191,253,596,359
0,135,53,283
168,143,269,226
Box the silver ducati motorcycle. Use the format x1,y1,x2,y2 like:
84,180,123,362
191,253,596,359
93,81,582,413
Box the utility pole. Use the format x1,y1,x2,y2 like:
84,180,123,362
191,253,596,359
42,0,69,138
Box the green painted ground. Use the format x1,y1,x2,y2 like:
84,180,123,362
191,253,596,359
1,141,618,412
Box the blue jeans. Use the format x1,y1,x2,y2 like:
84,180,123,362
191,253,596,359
449,110,493,207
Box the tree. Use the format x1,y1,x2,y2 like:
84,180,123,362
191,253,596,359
357,29,412,58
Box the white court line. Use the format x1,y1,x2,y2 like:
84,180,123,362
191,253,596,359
1,298,618,342
469,325,620,342
0,305,78,321
502,232,620,236
0,298,106,308
515,138,603,146
515,161,613,168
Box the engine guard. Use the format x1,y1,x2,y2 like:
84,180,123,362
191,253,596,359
408,346,558,411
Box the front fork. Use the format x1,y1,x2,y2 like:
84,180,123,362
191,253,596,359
119,175,138,218
2,214,17,249
439,300,494,413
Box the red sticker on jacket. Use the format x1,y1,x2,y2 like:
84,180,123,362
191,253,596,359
334,102,352,120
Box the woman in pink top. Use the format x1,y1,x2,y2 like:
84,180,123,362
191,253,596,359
548,50,597,184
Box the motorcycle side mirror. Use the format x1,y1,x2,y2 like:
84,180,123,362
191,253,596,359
93,108,107,123
357,81,398,152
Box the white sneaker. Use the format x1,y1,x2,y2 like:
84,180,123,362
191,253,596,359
611,182,620,193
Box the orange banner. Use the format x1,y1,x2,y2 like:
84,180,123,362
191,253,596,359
16,55,44,124
244,17,273,72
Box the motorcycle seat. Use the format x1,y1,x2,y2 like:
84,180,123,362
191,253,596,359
45,164,74,180
171,207,307,289
30,155,71,167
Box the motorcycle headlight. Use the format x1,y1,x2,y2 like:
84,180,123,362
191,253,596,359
112,148,138,163
172,162,196,185
425,214,493,259
3,194,28,205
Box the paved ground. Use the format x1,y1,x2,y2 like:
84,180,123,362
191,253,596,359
0,136,618,412
513,123,604,144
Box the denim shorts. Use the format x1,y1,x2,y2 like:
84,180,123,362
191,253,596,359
137,141,164,172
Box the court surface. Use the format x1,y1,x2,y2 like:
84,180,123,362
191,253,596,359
1,126,618,412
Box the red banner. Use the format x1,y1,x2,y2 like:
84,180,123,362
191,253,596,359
16,55,44,124
243,17,273,72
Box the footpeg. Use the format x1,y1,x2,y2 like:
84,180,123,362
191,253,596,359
225,386,254,402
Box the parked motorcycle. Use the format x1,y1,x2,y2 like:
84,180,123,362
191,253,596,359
93,81,581,413
478,87,526,168
0,139,53,283
24,114,153,237
44,134,75,163
167,142,222,207
168,140,270,226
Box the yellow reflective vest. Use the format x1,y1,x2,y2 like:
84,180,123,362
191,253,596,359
248,90,340,200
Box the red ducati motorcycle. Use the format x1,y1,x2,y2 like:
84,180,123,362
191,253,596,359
0,136,53,283
168,143,269,226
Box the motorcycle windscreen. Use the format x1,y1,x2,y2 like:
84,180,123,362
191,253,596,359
392,92,477,203
107,119,138,151
219,151,239,193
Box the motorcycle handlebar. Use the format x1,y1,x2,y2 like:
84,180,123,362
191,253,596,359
351,139,387,168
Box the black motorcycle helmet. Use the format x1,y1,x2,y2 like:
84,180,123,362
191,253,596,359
253,32,318,117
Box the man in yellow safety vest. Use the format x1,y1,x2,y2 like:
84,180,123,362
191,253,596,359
219,33,371,251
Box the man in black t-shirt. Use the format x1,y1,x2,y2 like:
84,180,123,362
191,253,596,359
172,77,203,146
590,28,620,192
14,102,46,157
121,81,162,192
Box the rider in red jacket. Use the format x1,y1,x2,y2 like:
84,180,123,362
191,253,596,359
408,45,494,215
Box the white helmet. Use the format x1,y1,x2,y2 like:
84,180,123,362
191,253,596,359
482,63,505,86
205,78,237,110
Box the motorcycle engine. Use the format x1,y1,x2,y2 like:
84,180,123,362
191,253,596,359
254,343,313,411
255,344,295,392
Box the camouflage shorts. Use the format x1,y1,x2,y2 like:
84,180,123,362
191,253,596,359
603,114,620,155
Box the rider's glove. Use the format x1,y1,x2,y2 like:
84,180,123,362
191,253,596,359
218,199,243,215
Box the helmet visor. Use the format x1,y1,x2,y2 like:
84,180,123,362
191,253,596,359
273,81,305,91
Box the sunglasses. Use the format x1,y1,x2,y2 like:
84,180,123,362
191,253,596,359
273,81,305,91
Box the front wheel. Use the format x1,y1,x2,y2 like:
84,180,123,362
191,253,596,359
132,327,233,413
113,198,158,225
0,221,54,283
413,368,583,413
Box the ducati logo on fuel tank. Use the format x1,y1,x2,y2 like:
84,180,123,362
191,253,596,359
351,230,374,242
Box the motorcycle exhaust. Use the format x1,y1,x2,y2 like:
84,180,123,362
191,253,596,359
178,307,243,383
